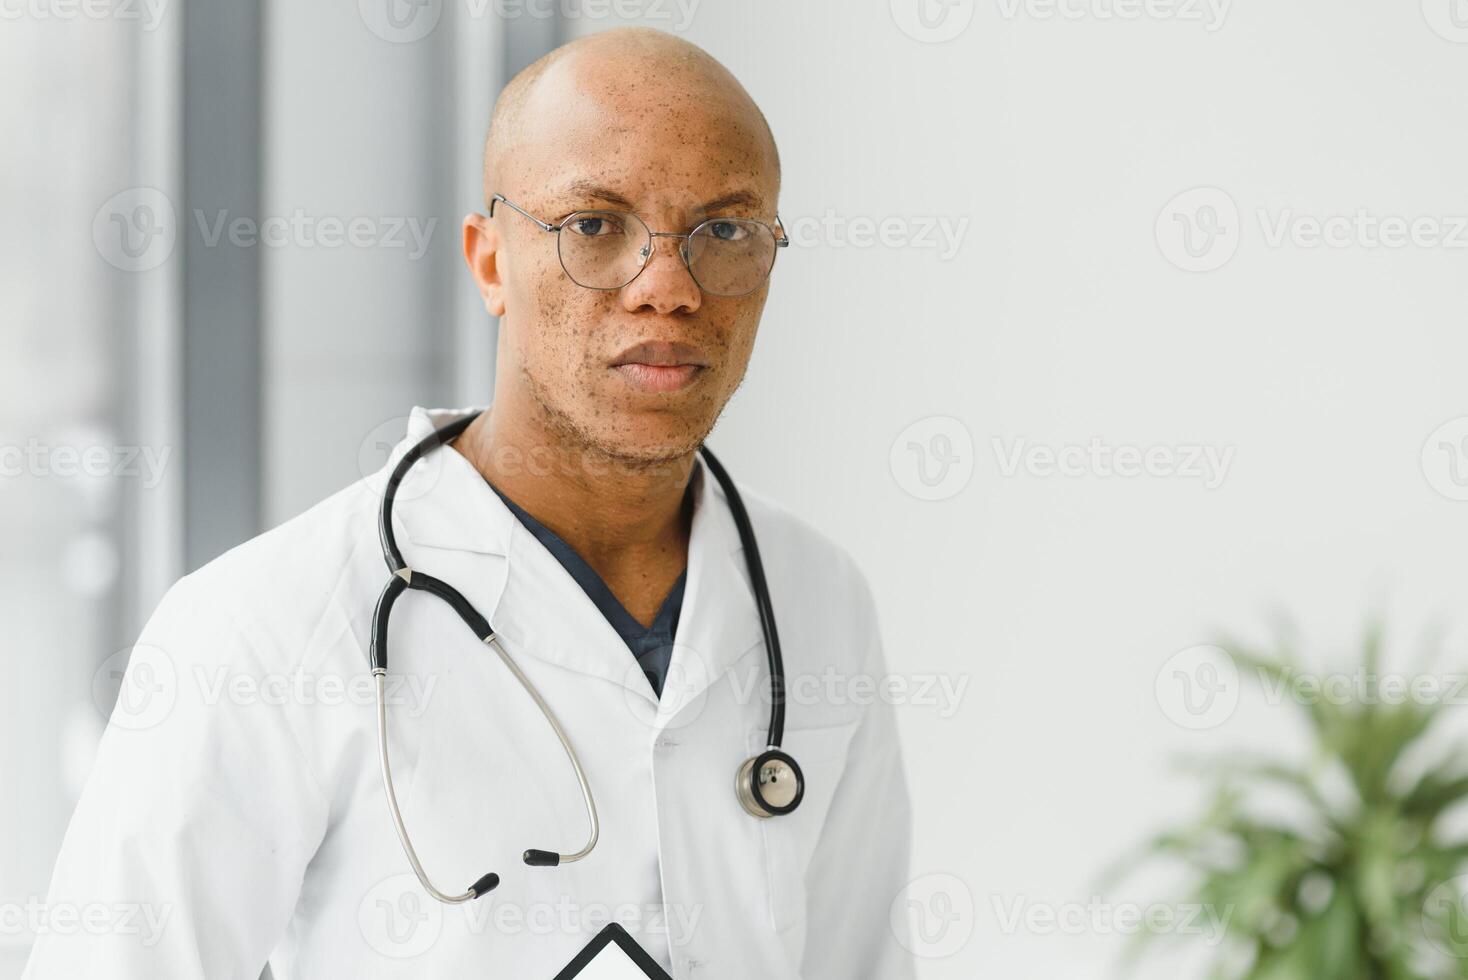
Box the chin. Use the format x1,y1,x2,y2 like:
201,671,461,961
594,419,711,466
564,401,716,467
526,364,725,468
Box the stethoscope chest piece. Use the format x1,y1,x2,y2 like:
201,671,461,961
736,749,805,819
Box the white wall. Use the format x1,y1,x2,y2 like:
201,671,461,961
566,4,1468,976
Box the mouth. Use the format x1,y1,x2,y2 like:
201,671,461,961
608,340,710,394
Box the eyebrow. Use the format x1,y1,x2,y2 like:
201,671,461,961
557,181,638,210
553,181,767,216
696,189,764,214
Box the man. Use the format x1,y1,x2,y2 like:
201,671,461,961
27,27,914,979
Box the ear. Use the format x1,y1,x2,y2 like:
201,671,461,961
462,213,506,317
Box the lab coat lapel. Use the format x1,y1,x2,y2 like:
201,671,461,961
492,521,662,702
655,456,765,730
384,405,513,556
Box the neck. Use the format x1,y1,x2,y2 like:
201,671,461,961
451,404,697,582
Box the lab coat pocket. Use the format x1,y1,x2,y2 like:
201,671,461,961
749,721,861,933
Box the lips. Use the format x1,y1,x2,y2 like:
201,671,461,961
609,340,709,393
610,340,709,368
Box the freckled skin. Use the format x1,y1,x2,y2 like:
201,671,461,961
456,28,782,626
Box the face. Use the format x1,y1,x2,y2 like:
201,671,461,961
463,53,781,466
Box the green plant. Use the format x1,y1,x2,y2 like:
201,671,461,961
1119,626,1468,979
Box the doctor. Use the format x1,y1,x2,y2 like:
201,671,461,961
27,26,915,980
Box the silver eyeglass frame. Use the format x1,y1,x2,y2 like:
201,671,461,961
488,192,788,297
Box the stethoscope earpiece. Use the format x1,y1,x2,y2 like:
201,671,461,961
736,749,805,819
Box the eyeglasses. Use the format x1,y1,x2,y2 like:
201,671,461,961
489,193,788,298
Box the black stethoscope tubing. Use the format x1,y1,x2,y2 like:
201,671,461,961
373,411,786,748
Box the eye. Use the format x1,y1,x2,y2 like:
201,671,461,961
705,220,750,242
566,214,623,237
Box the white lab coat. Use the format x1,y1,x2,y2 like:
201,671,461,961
25,406,916,980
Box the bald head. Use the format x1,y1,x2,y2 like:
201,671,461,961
482,27,780,205
460,27,786,467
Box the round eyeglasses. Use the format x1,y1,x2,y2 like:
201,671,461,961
489,193,788,298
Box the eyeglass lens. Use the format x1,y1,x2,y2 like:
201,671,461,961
555,210,778,297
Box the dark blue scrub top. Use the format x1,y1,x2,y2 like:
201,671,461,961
487,483,686,699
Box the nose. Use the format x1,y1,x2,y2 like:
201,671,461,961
619,234,701,316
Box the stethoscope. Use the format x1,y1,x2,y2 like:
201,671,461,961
370,411,805,904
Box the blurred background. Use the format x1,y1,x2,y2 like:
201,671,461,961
6,0,1468,976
